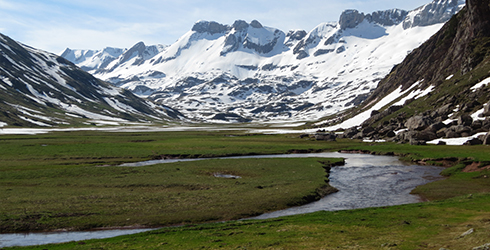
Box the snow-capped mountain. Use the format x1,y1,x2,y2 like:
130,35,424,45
325,0,490,146
63,0,465,123
0,33,181,128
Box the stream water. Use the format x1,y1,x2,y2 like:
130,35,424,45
0,152,445,248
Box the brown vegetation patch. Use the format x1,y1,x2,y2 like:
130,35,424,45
463,162,490,172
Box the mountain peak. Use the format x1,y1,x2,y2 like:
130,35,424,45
192,20,230,34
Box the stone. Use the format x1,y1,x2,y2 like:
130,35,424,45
459,228,474,238
458,114,473,126
386,130,396,138
315,132,337,141
425,122,446,132
343,127,359,138
446,130,460,138
483,132,490,145
410,139,427,145
472,120,483,130
472,243,490,250
483,102,490,116
464,138,483,145
431,103,453,118
361,127,375,137
405,115,432,131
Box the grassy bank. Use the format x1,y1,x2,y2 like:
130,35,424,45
13,192,490,249
0,157,340,233
2,130,490,249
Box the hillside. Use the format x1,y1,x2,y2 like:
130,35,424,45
62,0,464,123
0,33,182,128
327,0,490,145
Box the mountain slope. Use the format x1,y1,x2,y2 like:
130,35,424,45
63,0,464,123
0,33,181,128
328,0,490,145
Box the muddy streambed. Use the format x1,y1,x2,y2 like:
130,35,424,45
0,153,445,248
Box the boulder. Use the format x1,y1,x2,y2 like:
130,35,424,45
315,132,337,141
458,114,473,126
425,122,446,132
410,139,427,145
483,102,490,117
361,127,375,137
431,103,452,118
472,120,483,130
405,115,432,131
455,125,473,136
464,138,483,145
343,127,359,138
483,132,490,145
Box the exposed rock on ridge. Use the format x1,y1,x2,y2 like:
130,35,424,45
337,0,490,145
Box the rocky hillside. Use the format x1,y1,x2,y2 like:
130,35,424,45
63,0,464,123
328,0,490,145
0,33,181,128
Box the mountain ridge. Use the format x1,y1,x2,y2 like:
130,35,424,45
0,33,181,128
62,0,465,123
326,0,490,145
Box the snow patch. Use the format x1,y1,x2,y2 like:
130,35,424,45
470,77,490,92
427,132,487,146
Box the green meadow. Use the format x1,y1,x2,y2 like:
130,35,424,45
1,130,490,249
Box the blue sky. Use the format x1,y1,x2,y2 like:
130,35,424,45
0,0,431,54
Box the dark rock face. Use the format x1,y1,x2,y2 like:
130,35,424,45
192,21,229,34
250,20,263,29
287,30,307,41
339,10,365,29
345,0,490,146
366,9,408,26
232,20,249,31
339,8,408,30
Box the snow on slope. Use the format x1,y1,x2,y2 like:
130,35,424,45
63,0,464,123
0,33,177,127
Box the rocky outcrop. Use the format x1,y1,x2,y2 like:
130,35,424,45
192,21,230,34
402,0,464,29
339,0,490,146
366,9,408,26
339,8,409,30
220,20,285,56
339,10,366,29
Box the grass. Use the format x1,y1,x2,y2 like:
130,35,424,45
0,157,340,233
13,192,490,250
0,130,359,171
1,131,490,249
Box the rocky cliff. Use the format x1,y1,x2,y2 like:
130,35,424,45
333,0,490,145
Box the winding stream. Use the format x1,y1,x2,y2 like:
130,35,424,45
0,152,445,248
